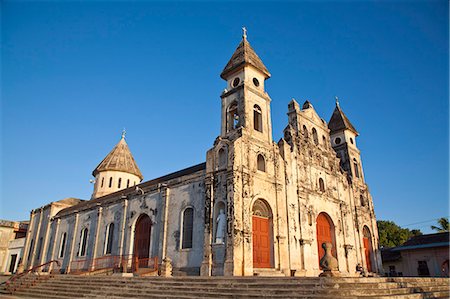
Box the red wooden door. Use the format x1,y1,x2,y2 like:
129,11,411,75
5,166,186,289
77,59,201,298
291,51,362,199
252,216,271,268
316,213,335,268
363,237,373,272
134,215,151,260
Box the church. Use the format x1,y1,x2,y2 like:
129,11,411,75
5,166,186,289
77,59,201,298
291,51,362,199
19,31,382,277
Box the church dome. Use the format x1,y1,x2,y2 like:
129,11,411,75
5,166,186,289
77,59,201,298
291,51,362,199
92,135,143,180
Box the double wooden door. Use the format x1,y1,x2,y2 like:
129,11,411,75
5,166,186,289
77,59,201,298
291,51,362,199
134,214,151,260
316,213,336,267
363,236,373,272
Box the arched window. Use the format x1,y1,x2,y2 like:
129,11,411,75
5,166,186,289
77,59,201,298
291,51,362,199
127,179,130,188
227,101,238,131
319,178,325,192
360,195,366,206
182,208,194,249
59,233,67,258
322,135,326,146
118,178,122,189
79,228,88,257
312,128,319,145
104,223,114,255
257,154,266,172
303,125,309,138
101,177,104,188
218,148,226,167
108,177,113,188
253,104,263,132
353,158,360,178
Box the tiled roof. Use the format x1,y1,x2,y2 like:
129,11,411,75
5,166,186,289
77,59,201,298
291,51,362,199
57,163,206,218
381,248,401,262
328,103,358,135
393,232,450,251
220,36,270,79
92,137,143,180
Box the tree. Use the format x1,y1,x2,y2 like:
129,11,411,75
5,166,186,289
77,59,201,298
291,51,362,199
377,220,422,248
431,217,449,232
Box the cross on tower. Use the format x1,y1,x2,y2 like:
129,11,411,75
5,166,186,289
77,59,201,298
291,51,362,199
242,27,247,39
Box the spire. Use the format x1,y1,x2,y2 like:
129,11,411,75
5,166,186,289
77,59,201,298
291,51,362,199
92,134,143,179
328,99,358,135
220,29,270,79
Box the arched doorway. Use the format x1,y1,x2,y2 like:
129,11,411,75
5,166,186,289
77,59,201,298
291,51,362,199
252,199,273,268
133,214,152,270
363,226,373,272
316,212,337,268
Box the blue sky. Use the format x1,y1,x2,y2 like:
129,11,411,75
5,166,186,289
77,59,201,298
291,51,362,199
1,1,448,233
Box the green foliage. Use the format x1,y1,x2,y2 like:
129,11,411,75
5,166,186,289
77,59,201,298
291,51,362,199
431,217,449,232
377,220,422,248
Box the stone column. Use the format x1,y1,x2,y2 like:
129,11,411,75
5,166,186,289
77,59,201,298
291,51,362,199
48,218,61,273
157,186,170,261
90,206,103,271
200,176,214,276
118,199,128,258
20,210,36,271
29,208,44,269
38,209,53,270
66,213,79,273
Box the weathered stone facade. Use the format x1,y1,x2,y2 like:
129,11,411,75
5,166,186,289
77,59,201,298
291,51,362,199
20,33,382,277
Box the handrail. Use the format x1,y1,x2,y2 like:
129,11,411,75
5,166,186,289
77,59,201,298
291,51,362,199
5,260,60,293
70,255,158,275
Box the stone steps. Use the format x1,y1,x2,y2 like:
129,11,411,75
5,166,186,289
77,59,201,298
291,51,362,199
9,275,450,299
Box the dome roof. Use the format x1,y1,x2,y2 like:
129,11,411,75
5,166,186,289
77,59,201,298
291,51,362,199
92,136,143,179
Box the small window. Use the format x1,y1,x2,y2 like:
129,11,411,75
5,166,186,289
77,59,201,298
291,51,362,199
109,177,112,188
335,137,341,145
227,101,239,131
127,179,130,188
36,237,43,260
360,195,366,206
353,158,360,178
312,128,319,145
59,233,67,258
27,239,34,262
232,77,240,87
79,228,88,257
303,125,309,138
104,223,114,255
257,154,266,172
218,148,226,167
350,137,354,144
253,78,260,87
253,104,263,132
182,208,194,249
319,178,325,192
118,178,122,189
322,135,326,145
101,177,104,188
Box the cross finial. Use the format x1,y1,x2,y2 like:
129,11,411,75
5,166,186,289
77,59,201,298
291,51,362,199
242,27,247,39
121,128,126,139
335,96,340,107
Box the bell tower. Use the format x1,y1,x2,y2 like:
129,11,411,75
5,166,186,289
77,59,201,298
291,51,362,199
219,28,273,144
328,98,365,183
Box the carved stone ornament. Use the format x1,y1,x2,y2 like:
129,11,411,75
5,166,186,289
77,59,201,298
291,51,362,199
319,242,340,277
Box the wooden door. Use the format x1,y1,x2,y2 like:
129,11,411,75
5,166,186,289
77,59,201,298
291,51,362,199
316,213,336,268
134,215,151,260
252,216,271,268
363,236,373,272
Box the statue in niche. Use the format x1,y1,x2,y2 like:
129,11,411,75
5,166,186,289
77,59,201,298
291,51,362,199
215,209,226,244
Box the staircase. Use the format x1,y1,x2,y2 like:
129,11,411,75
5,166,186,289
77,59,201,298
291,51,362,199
6,275,450,298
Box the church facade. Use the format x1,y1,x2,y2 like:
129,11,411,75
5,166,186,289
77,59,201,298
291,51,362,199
20,33,382,277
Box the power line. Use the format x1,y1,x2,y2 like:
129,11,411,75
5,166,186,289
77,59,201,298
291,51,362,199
399,217,448,228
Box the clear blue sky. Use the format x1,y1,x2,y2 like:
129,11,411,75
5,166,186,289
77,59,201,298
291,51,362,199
1,1,448,233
